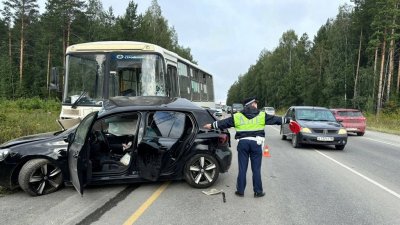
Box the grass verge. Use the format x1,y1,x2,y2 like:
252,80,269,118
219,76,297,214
364,113,400,135
0,98,61,144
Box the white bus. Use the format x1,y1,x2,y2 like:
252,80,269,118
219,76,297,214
52,41,215,129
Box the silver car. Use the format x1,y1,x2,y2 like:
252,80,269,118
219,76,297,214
264,107,275,115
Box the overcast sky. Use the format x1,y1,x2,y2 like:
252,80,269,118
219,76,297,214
6,0,353,104
133,0,353,104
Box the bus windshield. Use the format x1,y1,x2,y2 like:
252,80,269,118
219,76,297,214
63,53,165,105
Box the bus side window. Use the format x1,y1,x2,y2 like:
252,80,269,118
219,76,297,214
167,65,178,97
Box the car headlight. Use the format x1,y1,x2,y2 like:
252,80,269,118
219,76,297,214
300,127,312,133
0,149,10,161
338,129,347,135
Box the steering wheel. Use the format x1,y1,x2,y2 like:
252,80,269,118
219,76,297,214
94,130,110,151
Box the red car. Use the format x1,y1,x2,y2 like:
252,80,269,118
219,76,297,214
330,109,366,136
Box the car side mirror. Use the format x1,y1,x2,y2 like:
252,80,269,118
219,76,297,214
283,116,292,124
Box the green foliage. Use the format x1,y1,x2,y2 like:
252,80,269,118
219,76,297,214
365,111,400,135
0,0,195,101
0,98,60,144
227,1,400,115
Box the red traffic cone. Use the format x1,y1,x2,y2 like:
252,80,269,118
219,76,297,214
263,145,271,157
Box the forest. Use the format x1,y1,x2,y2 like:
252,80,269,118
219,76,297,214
0,0,194,99
227,0,400,115
0,0,399,116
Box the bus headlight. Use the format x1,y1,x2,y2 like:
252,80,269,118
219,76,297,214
0,149,10,161
300,127,312,133
338,129,347,135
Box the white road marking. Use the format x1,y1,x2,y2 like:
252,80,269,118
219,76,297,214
315,150,400,199
361,136,399,148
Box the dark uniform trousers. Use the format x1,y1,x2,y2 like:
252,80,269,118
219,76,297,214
236,139,263,194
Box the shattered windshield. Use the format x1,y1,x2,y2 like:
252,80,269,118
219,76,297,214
63,54,106,105
109,53,165,97
64,53,166,106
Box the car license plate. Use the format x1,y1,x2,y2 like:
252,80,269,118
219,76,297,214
346,128,358,131
317,137,334,141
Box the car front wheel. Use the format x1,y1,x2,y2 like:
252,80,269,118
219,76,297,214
291,134,301,148
335,145,345,150
18,159,63,196
184,154,220,188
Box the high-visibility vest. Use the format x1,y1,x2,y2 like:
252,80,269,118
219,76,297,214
233,112,265,132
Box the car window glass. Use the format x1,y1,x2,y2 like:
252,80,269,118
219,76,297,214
338,111,363,117
74,112,97,144
296,109,336,121
147,111,185,138
289,109,295,118
102,113,139,136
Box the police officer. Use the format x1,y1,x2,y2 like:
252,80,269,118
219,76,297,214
203,97,288,198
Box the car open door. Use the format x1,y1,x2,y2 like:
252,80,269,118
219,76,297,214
68,112,97,195
136,111,186,181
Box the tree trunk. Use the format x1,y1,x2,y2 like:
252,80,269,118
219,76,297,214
373,47,378,100
47,46,51,95
353,29,362,108
67,20,71,47
377,30,387,115
397,45,400,93
8,27,14,96
387,26,395,102
63,29,66,70
19,16,25,86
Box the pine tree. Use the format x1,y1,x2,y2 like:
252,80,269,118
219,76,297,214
3,0,38,88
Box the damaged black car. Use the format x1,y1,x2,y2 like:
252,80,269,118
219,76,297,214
0,96,232,196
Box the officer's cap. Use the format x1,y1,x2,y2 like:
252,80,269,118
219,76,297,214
243,96,258,106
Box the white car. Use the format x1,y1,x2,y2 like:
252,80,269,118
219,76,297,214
264,107,275,115
215,108,223,117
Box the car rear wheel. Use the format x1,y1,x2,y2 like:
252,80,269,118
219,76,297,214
291,134,301,148
357,132,365,136
18,159,63,196
335,145,345,150
184,154,220,188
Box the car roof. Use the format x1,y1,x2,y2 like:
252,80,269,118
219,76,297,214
99,96,205,117
330,108,361,112
291,106,329,110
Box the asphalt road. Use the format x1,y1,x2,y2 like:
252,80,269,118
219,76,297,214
1,125,400,225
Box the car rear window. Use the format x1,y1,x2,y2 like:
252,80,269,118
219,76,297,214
337,111,363,117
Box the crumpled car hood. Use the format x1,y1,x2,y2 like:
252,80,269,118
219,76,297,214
0,131,58,148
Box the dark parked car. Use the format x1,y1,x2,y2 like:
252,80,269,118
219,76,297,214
330,108,366,136
0,96,232,196
281,106,348,150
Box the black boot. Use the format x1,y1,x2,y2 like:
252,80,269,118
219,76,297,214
254,192,265,198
